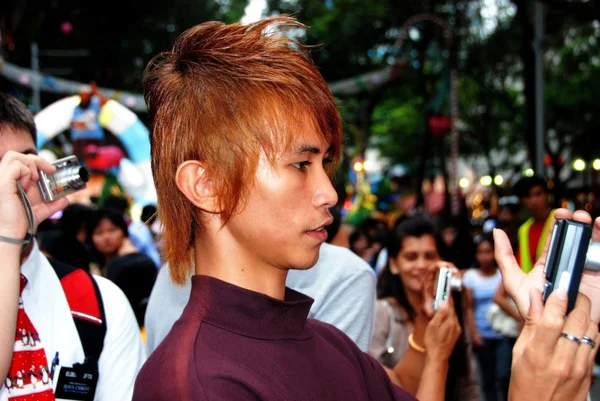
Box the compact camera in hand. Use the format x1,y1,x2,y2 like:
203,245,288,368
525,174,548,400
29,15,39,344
433,267,462,312
38,156,90,202
542,219,600,312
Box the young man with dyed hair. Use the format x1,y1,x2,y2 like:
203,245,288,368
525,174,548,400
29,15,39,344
132,16,600,401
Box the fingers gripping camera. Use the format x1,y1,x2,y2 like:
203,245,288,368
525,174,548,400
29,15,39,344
542,219,600,312
433,267,462,312
37,156,90,202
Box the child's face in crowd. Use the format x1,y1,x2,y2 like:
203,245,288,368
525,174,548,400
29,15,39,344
222,122,338,271
390,234,439,294
92,218,125,255
475,240,495,269
0,127,43,207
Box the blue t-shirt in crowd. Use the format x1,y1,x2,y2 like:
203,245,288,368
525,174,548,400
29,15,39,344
463,268,503,340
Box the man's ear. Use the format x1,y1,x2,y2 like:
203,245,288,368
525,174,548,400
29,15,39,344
176,161,220,214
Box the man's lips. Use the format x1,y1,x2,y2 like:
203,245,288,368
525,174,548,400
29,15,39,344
305,218,334,242
306,227,328,242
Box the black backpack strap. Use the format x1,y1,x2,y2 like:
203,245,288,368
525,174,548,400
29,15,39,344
48,258,107,369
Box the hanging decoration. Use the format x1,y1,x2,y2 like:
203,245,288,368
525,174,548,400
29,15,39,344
34,87,156,206
428,115,452,137
0,57,408,111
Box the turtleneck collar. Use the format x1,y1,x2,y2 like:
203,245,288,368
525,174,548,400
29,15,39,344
186,275,315,341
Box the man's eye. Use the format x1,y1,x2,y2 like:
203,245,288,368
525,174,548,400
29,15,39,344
292,161,311,171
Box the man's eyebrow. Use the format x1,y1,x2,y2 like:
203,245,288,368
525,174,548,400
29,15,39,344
293,144,334,155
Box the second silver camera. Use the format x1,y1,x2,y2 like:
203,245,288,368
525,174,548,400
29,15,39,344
433,267,462,312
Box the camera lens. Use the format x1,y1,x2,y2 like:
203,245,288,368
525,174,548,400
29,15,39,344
450,276,462,291
52,165,89,191
585,241,600,272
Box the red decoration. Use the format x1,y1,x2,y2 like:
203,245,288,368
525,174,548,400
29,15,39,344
83,144,125,171
61,21,73,35
428,116,452,137
544,154,565,166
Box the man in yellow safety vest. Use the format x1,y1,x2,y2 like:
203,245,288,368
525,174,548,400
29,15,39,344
514,175,554,274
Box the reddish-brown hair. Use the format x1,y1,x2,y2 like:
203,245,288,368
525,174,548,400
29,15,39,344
143,16,342,284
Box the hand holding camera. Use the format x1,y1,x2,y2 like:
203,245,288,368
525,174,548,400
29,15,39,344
508,289,599,401
0,152,87,246
423,296,462,364
432,267,462,312
494,209,600,324
414,261,462,362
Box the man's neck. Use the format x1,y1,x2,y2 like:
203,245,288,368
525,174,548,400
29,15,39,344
194,233,288,300
534,208,551,223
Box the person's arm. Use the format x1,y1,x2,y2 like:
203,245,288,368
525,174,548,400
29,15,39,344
463,287,482,347
391,302,461,401
414,302,461,401
391,312,427,393
0,151,68,380
94,276,146,401
0,242,21,380
493,284,523,323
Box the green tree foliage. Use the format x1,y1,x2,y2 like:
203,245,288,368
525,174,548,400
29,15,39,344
267,0,600,198
543,17,600,192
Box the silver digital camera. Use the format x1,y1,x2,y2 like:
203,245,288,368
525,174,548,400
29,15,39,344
38,155,89,202
543,219,600,312
433,267,462,312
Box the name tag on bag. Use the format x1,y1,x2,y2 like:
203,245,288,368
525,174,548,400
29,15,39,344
53,365,98,401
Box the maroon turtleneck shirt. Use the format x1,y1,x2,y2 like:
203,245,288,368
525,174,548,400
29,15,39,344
133,275,415,401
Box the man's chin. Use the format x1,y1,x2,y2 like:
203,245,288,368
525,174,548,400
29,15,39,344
290,251,320,271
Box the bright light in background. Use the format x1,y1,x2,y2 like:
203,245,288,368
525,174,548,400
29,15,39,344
459,178,470,189
363,160,372,171
494,175,504,186
573,158,586,171
480,175,492,186
241,0,266,23
469,0,516,39
353,161,364,172
593,159,600,171
524,168,534,177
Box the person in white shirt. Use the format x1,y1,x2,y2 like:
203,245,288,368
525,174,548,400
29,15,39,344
145,242,377,354
0,92,145,401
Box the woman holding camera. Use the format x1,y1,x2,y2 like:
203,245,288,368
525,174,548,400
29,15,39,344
369,216,480,400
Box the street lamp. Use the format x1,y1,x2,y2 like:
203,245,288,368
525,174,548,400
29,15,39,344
494,175,504,186
573,159,586,172
459,178,469,189
480,176,492,186
524,169,535,177
593,159,600,171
